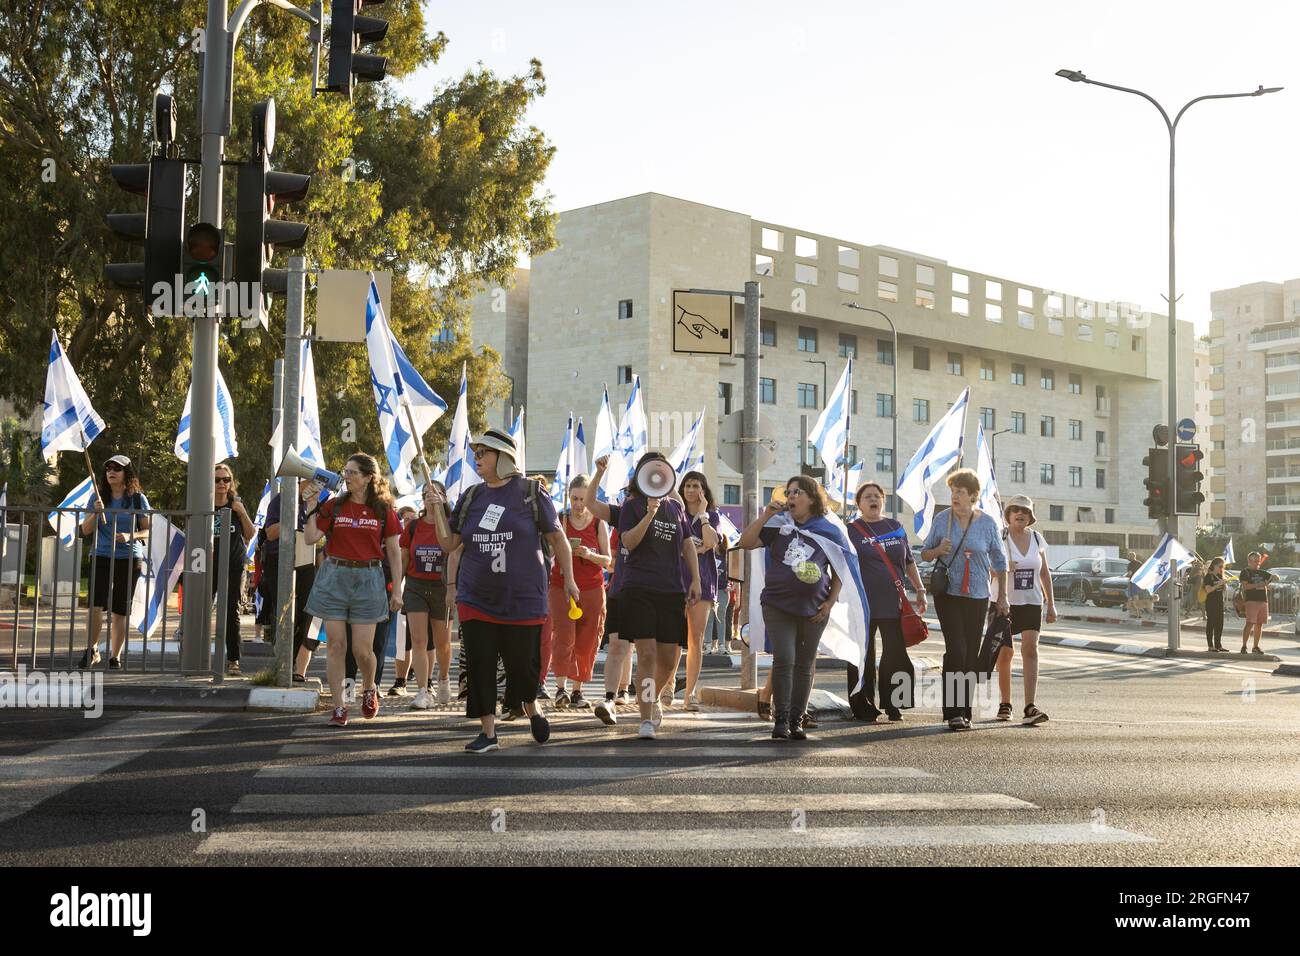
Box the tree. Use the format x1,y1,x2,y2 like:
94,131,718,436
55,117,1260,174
0,0,553,505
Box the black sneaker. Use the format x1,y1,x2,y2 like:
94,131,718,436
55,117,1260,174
1251,647,1265,655
464,733,499,754
108,657,122,670
553,689,570,710
529,713,551,744
800,714,818,730
536,684,552,700
884,707,903,722
292,673,306,683
79,648,100,669
386,681,407,697
570,690,590,709
501,705,525,722
407,667,416,682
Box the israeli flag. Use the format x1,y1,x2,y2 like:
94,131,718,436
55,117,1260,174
444,362,481,505
745,510,871,693
897,387,969,541
130,515,186,638
614,374,649,490
176,367,238,463
1131,533,1196,596
46,476,98,547
809,359,854,501
306,615,329,646
246,480,273,563
572,418,588,478
716,510,742,547
508,407,527,475
1223,536,1235,567
668,407,707,478
269,338,325,472
592,385,620,501
828,460,865,507
975,423,1004,534
365,277,447,494
42,331,106,463
551,413,575,507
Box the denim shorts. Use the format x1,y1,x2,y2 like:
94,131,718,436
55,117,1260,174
304,559,389,623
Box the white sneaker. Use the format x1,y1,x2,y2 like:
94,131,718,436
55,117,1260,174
685,693,701,712
594,698,617,726
638,720,656,740
651,702,663,728
410,689,432,710
436,679,452,705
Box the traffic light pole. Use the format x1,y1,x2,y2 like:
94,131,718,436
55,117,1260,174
275,257,306,689
741,280,760,691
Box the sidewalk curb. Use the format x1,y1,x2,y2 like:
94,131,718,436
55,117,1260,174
1041,632,1284,663
1055,613,1290,637
1274,664,1300,677
102,682,319,713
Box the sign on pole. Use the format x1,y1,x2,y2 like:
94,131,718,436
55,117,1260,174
1177,417,1196,442
672,290,733,355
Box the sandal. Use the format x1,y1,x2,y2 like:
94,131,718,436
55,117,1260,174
757,698,772,721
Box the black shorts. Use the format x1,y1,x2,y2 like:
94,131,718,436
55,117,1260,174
618,587,687,647
91,554,139,616
603,593,622,638
1009,603,1043,635
403,577,448,619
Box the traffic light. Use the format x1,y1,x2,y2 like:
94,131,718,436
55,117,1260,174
183,222,224,292
1174,443,1205,516
104,157,185,294
1142,447,1169,519
326,0,389,99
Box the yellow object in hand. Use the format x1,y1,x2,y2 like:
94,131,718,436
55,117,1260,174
568,596,583,620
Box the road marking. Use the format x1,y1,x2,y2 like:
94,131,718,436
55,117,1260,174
0,713,217,825
278,743,872,758
198,822,1152,855
255,764,933,780
232,792,1037,814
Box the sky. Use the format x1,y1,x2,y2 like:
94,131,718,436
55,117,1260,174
400,0,1299,333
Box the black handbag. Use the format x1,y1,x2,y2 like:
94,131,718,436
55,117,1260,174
929,509,972,595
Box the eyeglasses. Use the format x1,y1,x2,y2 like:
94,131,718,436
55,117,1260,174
341,468,363,477
214,476,232,484
472,447,493,459
785,488,806,497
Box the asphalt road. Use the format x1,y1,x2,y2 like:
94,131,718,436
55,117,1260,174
0,641,1295,867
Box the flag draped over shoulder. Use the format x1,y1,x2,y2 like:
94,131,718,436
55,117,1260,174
745,511,870,693
42,331,106,463
897,387,969,541
176,367,238,463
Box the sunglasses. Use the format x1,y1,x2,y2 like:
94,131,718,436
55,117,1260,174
105,464,125,472
214,476,232,484
1007,507,1029,515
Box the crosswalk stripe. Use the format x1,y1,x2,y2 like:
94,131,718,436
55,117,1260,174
254,764,933,780
197,822,1152,855
278,743,872,758
231,792,1037,814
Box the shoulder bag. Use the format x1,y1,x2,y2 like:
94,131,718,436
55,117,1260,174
929,509,972,596
854,520,930,647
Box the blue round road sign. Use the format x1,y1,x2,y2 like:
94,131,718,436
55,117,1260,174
1177,418,1196,441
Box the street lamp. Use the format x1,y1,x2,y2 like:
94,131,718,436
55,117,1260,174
988,427,1014,472
844,302,898,519
804,356,828,474
1055,68,1281,652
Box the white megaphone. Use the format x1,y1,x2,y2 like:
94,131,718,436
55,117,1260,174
276,445,341,488
634,457,677,499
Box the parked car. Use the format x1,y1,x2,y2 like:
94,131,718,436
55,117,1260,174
1050,557,1132,606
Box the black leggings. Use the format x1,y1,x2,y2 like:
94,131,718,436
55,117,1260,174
460,619,541,720
1205,601,1225,649
933,592,988,721
846,618,915,712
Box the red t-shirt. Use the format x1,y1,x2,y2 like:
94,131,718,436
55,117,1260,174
551,515,606,591
402,517,445,581
318,497,400,562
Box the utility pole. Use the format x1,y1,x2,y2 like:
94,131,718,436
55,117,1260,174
740,280,760,690
275,256,306,688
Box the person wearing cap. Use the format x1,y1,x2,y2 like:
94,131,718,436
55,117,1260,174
77,455,151,669
994,495,1055,725
919,468,1009,732
427,428,579,753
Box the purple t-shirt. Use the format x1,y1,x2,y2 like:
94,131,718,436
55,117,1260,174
606,503,624,597
450,477,561,621
680,509,721,600
847,518,913,621
758,521,832,618
617,496,690,594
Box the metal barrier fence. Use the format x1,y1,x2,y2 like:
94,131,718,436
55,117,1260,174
0,502,227,674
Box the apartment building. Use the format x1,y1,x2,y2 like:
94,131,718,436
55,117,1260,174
471,193,1193,549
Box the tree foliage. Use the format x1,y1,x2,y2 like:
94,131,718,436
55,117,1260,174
0,0,553,505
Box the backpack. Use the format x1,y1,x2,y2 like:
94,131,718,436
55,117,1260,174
453,477,553,560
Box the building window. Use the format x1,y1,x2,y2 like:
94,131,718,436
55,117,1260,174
839,246,860,269
718,382,733,415
1011,363,1025,386
1096,468,1106,489
838,272,859,293
724,484,740,505
617,365,633,385
952,272,969,293
1049,504,1064,521
1049,317,1065,335
876,393,894,418
1041,368,1055,390
875,338,892,365
878,255,899,278
878,280,899,302
1011,461,1026,483
840,333,859,359
1068,373,1082,395
876,448,894,472
1041,464,1056,485
433,323,455,344
916,263,935,286
798,326,818,352
914,346,930,371
1105,507,1115,524
980,358,995,381
846,444,858,464
1068,419,1082,441
1096,384,1108,411
1096,430,1107,454
916,288,936,310
760,378,776,404
952,295,969,316
1041,416,1055,438
980,407,995,430
795,263,818,285
947,352,963,375
1011,411,1025,434
1132,336,1142,351
1018,311,1035,330
1069,466,1083,487
760,320,777,347
913,398,930,423
798,383,818,409
618,299,633,320
755,254,774,277
986,303,1003,322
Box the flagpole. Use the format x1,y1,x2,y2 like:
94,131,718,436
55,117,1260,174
841,360,852,518
79,430,104,509
402,400,433,486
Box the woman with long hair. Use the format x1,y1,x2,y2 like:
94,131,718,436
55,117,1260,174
211,461,257,676
403,481,454,709
304,453,404,726
1203,556,1227,652
549,474,612,709
78,455,151,669
670,470,721,711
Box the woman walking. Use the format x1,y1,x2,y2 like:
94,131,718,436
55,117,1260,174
549,475,612,710
212,462,256,676
673,472,722,711
1203,557,1227,652
403,481,454,709
994,495,1054,725
303,453,404,726
586,457,636,725
919,468,1009,731
427,428,579,753
78,455,151,669
260,479,324,682
737,476,844,741
845,481,923,721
